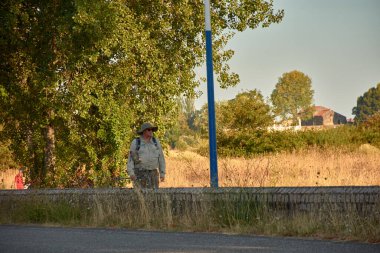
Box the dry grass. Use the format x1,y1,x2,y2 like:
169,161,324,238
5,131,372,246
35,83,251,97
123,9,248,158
2,146,378,241
162,147,380,188
0,169,18,189
1,147,378,189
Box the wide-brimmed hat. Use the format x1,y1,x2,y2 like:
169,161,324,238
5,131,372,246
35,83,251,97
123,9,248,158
137,122,158,134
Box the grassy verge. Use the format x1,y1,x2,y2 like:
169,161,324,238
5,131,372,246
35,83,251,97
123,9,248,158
1,191,379,243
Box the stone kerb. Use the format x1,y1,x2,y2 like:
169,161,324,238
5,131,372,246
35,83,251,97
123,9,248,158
0,186,379,213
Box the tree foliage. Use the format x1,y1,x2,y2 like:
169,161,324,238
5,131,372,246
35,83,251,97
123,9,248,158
353,83,380,123
195,89,273,138
165,96,197,149
196,89,273,157
0,125,17,171
219,90,273,132
0,0,283,187
1,0,137,186
270,70,314,124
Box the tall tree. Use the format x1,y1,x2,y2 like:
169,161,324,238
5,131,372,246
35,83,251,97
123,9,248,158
0,0,137,186
181,96,197,131
353,83,380,123
164,97,193,149
0,0,283,187
195,89,273,135
220,89,273,132
270,70,314,124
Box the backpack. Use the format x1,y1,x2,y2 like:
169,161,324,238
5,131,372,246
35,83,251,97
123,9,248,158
135,136,158,151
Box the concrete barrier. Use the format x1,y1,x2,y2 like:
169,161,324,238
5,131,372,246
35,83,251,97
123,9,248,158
1,186,379,214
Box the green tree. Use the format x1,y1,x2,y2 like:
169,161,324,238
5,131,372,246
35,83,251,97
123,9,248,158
270,70,314,124
195,90,272,135
205,90,273,157
0,0,136,186
220,90,273,132
181,96,197,131
0,0,144,186
165,97,192,149
0,0,283,187
166,96,204,149
353,83,380,123
193,104,209,138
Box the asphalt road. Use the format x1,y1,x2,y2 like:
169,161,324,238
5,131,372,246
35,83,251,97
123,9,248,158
0,225,378,253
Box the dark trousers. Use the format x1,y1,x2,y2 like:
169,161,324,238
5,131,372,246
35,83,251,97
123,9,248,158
134,168,159,189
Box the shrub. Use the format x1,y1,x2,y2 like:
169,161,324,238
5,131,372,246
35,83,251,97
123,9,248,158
211,125,379,157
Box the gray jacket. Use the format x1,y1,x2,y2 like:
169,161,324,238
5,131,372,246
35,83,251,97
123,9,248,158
127,136,166,177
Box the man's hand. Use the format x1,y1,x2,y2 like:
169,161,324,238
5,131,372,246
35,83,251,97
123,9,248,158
130,175,136,181
160,176,165,182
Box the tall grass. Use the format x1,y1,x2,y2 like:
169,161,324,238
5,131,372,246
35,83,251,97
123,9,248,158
2,146,379,189
162,147,380,188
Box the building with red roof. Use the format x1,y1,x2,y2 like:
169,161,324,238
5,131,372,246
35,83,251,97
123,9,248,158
301,106,347,126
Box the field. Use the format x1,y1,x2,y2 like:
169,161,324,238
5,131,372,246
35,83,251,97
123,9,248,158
1,146,379,242
2,146,380,189
162,146,380,188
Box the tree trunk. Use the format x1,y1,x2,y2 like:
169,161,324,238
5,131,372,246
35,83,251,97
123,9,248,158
44,123,56,186
26,128,43,188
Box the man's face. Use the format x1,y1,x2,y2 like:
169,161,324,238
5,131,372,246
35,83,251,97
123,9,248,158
143,128,153,138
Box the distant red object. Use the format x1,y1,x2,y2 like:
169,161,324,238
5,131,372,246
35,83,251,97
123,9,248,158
14,172,24,190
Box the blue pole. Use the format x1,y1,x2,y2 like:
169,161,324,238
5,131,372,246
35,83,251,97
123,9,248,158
204,0,218,187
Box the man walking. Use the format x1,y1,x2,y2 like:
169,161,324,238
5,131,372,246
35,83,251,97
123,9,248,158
127,123,166,189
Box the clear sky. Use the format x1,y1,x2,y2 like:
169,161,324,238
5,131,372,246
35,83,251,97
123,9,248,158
195,0,380,118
